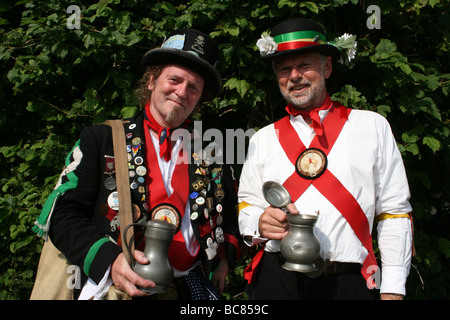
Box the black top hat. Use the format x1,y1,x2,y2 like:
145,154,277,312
141,28,222,98
259,19,340,60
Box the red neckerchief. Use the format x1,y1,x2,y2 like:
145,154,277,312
285,95,333,136
144,103,191,161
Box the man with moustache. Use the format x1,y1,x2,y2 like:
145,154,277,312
238,19,413,300
33,28,241,300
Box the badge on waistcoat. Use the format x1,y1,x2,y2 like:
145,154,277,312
151,203,181,232
295,148,327,180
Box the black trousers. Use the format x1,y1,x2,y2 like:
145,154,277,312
246,252,378,300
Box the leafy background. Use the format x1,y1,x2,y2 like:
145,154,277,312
0,0,448,300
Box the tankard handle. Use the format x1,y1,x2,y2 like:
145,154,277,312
123,222,146,268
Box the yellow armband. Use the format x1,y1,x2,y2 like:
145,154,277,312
376,212,411,223
238,201,252,214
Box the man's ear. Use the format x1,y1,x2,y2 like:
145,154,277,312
324,56,333,79
147,75,155,91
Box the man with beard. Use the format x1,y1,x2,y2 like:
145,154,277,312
238,19,413,300
32,28,241,300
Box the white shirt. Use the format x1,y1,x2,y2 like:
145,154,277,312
238,108,413,295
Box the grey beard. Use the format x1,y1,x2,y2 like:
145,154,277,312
282,78,326,111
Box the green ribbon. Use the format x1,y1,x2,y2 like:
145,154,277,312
274,31,327,44
32,140,81,238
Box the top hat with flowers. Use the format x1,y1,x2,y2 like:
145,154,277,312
256,18,357,65
141,28,222,98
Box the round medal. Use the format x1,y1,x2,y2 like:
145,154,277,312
151,203,181,232
99,203,109,215
104,176,117,190
214,188,224,201
215,227,224,243
132,204,141,221
295,148,327,180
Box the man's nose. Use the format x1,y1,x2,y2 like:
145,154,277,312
289,68,303,82
175,83,188,99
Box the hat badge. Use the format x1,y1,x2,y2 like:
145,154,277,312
191,35,205,55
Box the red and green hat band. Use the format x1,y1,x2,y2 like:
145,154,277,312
273,30,327,53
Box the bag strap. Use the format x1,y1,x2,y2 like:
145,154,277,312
104,120,134,266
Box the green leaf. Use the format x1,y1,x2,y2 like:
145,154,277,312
224,78,250,98
402,132,419,144
300,2,319,14
223,26,240,37
121,106,138,119
376,39,397,55
160,2,176,15
376,105,391,117
277,0,297,8
422,136,441,153
405,143,419,156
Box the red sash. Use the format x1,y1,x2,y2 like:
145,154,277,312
143,121,198,271
245,103,378,288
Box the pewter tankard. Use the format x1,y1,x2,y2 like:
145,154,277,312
124,219,175,293
262,181,321,272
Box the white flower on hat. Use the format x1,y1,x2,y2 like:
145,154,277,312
256,32,278,57
329,33,357,65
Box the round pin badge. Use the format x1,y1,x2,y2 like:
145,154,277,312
295,148,327,180
107,191,119,211
136,166,147,176
151,203,181,232
135,156,144,165
196,197,205,205
132,137,142,146
190,211,198,220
